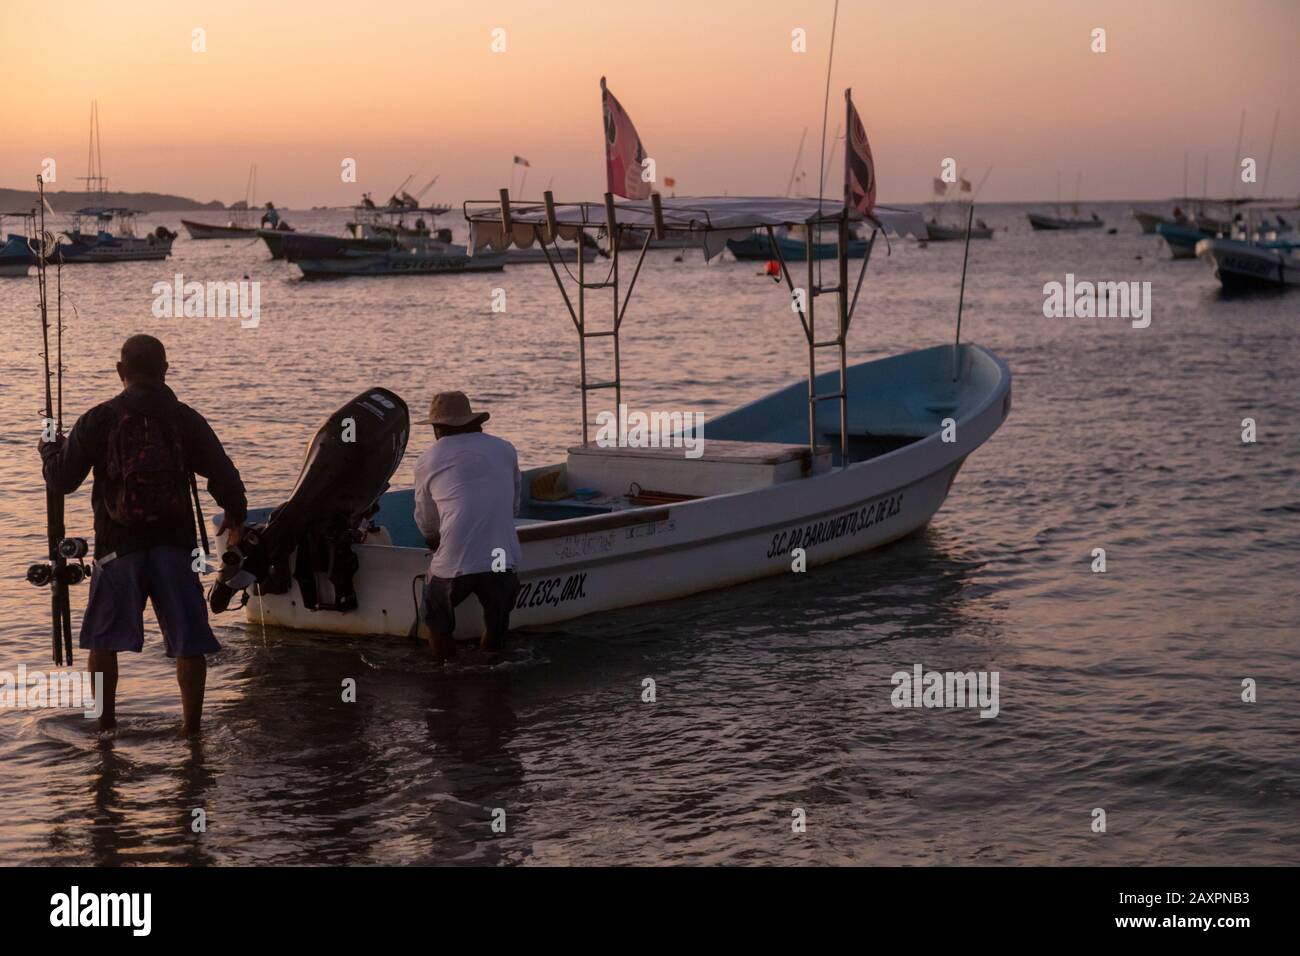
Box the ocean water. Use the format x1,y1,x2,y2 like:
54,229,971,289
0,201,1296,865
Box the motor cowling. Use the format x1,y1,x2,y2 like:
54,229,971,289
211,387,409,613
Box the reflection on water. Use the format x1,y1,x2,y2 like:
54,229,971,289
1,202,1298,865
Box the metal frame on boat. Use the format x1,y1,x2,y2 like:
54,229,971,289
225,190,1012,641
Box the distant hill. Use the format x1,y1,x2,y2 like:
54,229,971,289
0,188,226,213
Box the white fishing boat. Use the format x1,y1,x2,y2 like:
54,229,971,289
209,84,1010,644
213,195,1010,640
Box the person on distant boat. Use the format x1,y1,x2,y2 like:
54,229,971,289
1173,206,1186,224
361,193,376,209
261,202,280,228
39,334,246,736
413,391,521,661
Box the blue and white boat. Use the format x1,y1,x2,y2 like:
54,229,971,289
57,207,175,263
726,227,872,261
0,211,37,277
214,195,1011,642
1156,220,1215,259
1194,203,1300,291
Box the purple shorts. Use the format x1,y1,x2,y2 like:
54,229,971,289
80,545,221,658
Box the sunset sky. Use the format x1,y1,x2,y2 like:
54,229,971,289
2,0,1296,207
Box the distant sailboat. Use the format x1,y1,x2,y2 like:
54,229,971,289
57,101,176,263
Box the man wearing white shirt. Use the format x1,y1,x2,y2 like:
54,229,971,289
413,391,522,660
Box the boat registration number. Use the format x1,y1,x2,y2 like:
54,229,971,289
516,572,588,610
765,493,904,558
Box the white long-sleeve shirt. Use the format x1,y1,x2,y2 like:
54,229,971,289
413,431,522,578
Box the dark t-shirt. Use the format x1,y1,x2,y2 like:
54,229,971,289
43,381,247,560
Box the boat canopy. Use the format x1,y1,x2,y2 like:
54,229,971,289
466,195,927,260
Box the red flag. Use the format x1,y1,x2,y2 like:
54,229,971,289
601,77,651,200
844,89,876,217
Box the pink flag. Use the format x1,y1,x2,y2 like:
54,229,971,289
601,77,651,200
844,89,877,218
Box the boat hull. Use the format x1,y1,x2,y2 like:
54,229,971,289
0,233,34,276
1195,237,1298,291
54,237,173,262
295,250,506,278
504,245,597,264
230,343,1011,639
257,227,299,259
925,223,994,241
182,219,257,240
1156,221,1211,259
1027,213,1105,231
1133,211,1173,234
726,232,871,260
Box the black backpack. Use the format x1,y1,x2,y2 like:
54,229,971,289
104,408,192,528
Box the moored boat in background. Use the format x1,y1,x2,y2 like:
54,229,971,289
1027,211,1105,231
0,211,37,277
182,164,261,239
1029,171,1104,230
1195,203,1300,290
58,207,175,262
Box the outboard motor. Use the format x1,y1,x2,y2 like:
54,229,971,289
210,387,409,614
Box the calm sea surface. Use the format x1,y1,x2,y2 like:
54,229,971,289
0,202,1296,865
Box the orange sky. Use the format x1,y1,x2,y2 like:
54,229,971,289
2,0,1297,206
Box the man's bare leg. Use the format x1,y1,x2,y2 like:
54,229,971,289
176,655,206,737
427,630,457,662
87,650,118,732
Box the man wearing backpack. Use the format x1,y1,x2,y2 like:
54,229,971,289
40,334,247,737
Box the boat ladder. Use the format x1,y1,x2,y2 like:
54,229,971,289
764,218,875,467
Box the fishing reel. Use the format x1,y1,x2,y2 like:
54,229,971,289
26,538,92,588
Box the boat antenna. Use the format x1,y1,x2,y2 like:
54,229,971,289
1229,110,1245,202
785,126,807,197
953,202,975,382
1260,106,1279,197
815,0,840,221
414,175,440,200
815,0,840,287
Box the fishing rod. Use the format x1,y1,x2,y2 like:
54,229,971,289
26,175,87,665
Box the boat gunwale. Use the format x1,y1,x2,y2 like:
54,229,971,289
325,343,1013,557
